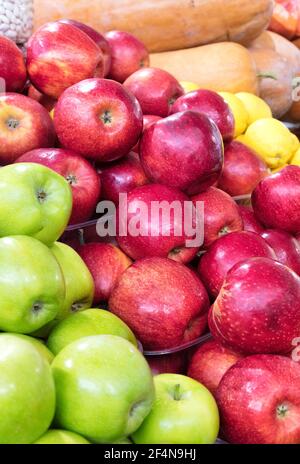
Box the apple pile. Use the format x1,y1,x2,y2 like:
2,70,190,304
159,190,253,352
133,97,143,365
1,18,300,445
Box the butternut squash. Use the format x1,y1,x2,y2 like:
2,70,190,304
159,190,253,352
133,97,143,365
250,48,294,118
33,0,274,53
150,42,259,94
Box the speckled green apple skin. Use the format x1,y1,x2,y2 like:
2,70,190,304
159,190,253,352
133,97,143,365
0,163,72,245
0,236,65,333
50,242,94,320
132,374,220,444
52,335,154,443
12,334,54,364
33,429,90,444
0,334,55,444
35,242,94,338
47,308,137,355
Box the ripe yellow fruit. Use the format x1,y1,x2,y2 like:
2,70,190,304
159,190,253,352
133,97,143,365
242,118,295,169
218,92,248,138
290,147,300,166
235,92,272,125
179,81,201,94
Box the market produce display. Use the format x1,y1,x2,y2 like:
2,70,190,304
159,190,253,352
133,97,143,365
1,0,300,446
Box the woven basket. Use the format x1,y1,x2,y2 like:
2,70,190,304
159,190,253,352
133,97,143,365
0,0,33,45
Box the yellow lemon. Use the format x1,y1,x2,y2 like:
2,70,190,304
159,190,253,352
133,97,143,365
180,81,201,94
290,147,300,166
242,118,295,169
235,92,272,125
291,133,300,154
218,92,248,138
272,164,288,173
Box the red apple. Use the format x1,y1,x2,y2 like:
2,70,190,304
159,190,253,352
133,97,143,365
27,84,57,112
0,93,56,164
132,115,162,153
78,242,132,303
170,89,234,141
109,257,210,350
26,21,104,99
58,19,111,76
116,183,199,263
218,141,269,196
261,229,300,275
0,35,27,92
123,67,184,117
209,257,300,354
217,355,300,444
188,338,243,396
252,165,300,234
98,152,148,204
238,205,265,234
198,231,276,298
192,187,243,248
15,148,101,225
146,352,187,376
105,31,149,83
54,78,143,162
140,112,224,195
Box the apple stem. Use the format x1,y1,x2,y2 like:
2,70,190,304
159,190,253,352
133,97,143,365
173,383,182,401
78,229,85,246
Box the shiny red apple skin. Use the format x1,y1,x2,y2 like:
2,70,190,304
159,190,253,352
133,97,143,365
209,257,300,354
54,78,143,162
27,84,56,112
146,352,187,376
58,19,111,76
132,115,162,153
15,148,101,225
116,183,199,263
98,152,148,204
27,21,104,99
0,35,27,92
238,205,265,234
105,30,149,83
109,257,210,350
123,67,184,117
252,165,300,234
218,141,269,196
140,111,224,195
78,242,132,303
198,231,276,298
170,89,234,142
217,355,300,444
0,93,56,164
192,187,243,248
188,339,243,396
261,229,300,275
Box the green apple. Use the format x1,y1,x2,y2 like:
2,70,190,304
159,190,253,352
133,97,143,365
0,236,65,333
47,308,137,355
35,242,94,337
50,242,94,321
0,163,72,245
52,335,155,443
132,373,219,444
33,429,90,444
0,333,55,443
12,334,54,364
